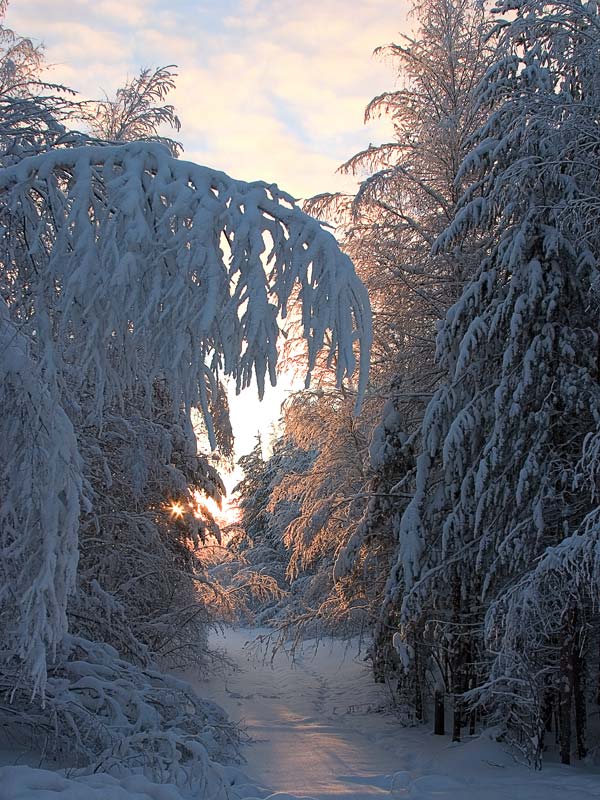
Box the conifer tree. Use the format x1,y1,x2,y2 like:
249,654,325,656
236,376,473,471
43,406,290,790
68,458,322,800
385,0,600,760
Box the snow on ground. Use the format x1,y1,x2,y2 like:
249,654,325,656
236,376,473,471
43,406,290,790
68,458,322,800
3,626,600,799
0,768,189,799
190,627,600,800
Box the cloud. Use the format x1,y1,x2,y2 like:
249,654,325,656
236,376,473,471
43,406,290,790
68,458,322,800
6,0,406,197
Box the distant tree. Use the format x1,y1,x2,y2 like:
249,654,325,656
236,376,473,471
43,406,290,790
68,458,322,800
250,388,376,639
89,65,182,156
307,0,492,393
221,435,318,623
0,2,85,164
0,0,43,96
235,436,315,554
234,438,271,548
334,381,415,690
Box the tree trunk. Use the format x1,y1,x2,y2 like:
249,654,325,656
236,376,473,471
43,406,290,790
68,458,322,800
466,624,476,737
452,697,462,743
540,685,555,751
371,612,397,684
469,708,476,737
451,573,463,743
434,690,445,735
572,608,586,760
414,642,424,723
559,605,577,765
542,688,554,733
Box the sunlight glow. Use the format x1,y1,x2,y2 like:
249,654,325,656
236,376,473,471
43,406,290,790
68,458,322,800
169,501,185,518
193,490,240,527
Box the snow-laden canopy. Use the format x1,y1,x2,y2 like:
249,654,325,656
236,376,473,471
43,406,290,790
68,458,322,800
0,141,372,691
0,141,371,431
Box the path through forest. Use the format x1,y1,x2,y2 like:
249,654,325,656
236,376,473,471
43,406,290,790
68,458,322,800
192,627,600,800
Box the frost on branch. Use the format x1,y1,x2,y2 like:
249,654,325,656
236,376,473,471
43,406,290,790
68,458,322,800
0,298,82,695
0,141,372,439
0,140,371,695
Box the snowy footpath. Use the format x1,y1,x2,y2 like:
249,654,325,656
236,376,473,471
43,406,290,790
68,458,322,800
191,627,600,800
3,627,600,799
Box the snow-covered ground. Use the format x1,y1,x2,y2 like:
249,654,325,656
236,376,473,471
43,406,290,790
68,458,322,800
191,627,600,800
3,626,600,799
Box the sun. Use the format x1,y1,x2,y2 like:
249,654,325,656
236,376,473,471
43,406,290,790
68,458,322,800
168,501,185,518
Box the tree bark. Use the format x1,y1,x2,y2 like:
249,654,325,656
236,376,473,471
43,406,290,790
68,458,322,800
414,641,424,723
434,689,445,735
452,696,462,743
559,605,577,765
451,573,463,743
572,608,586,760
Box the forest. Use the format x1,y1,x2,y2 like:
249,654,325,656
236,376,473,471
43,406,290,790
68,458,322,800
1,0,600,798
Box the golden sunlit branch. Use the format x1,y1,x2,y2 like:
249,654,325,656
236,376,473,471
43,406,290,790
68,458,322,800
193,489,239,527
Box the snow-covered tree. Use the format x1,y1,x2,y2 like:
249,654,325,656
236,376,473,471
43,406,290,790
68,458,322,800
70,385,226,667
298,0,493,698
217,435,318,623
383,0,600,760
0,0,43,96
0,138,371,689
307,0,491,393
90,65,182,156
0,3,84,166
249,388,377,639
0,4,372,794
0,299,82,695
235,436,316,555
334,382,415,685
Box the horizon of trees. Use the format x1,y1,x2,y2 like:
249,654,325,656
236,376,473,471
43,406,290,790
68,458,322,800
233,0,600,769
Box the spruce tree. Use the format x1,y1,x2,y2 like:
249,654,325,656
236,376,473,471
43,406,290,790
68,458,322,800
386,0,600,761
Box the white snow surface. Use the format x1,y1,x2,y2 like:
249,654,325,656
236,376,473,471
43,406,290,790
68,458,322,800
0,768,189,799
193,627,600,800
3,626,600,799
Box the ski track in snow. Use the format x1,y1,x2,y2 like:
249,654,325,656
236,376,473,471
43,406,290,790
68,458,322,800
189,627,600,800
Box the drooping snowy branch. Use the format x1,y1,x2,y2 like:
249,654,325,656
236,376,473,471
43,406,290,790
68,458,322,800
0,140,371,692
0,141,372,443
0,298,83,694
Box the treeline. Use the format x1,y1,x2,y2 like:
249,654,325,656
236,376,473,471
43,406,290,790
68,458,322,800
233,0,600,767
0,2,370,794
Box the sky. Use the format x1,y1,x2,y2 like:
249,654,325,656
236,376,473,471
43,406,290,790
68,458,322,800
7,0,410,479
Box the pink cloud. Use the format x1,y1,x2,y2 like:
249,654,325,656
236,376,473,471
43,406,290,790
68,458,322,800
6,0,406,198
